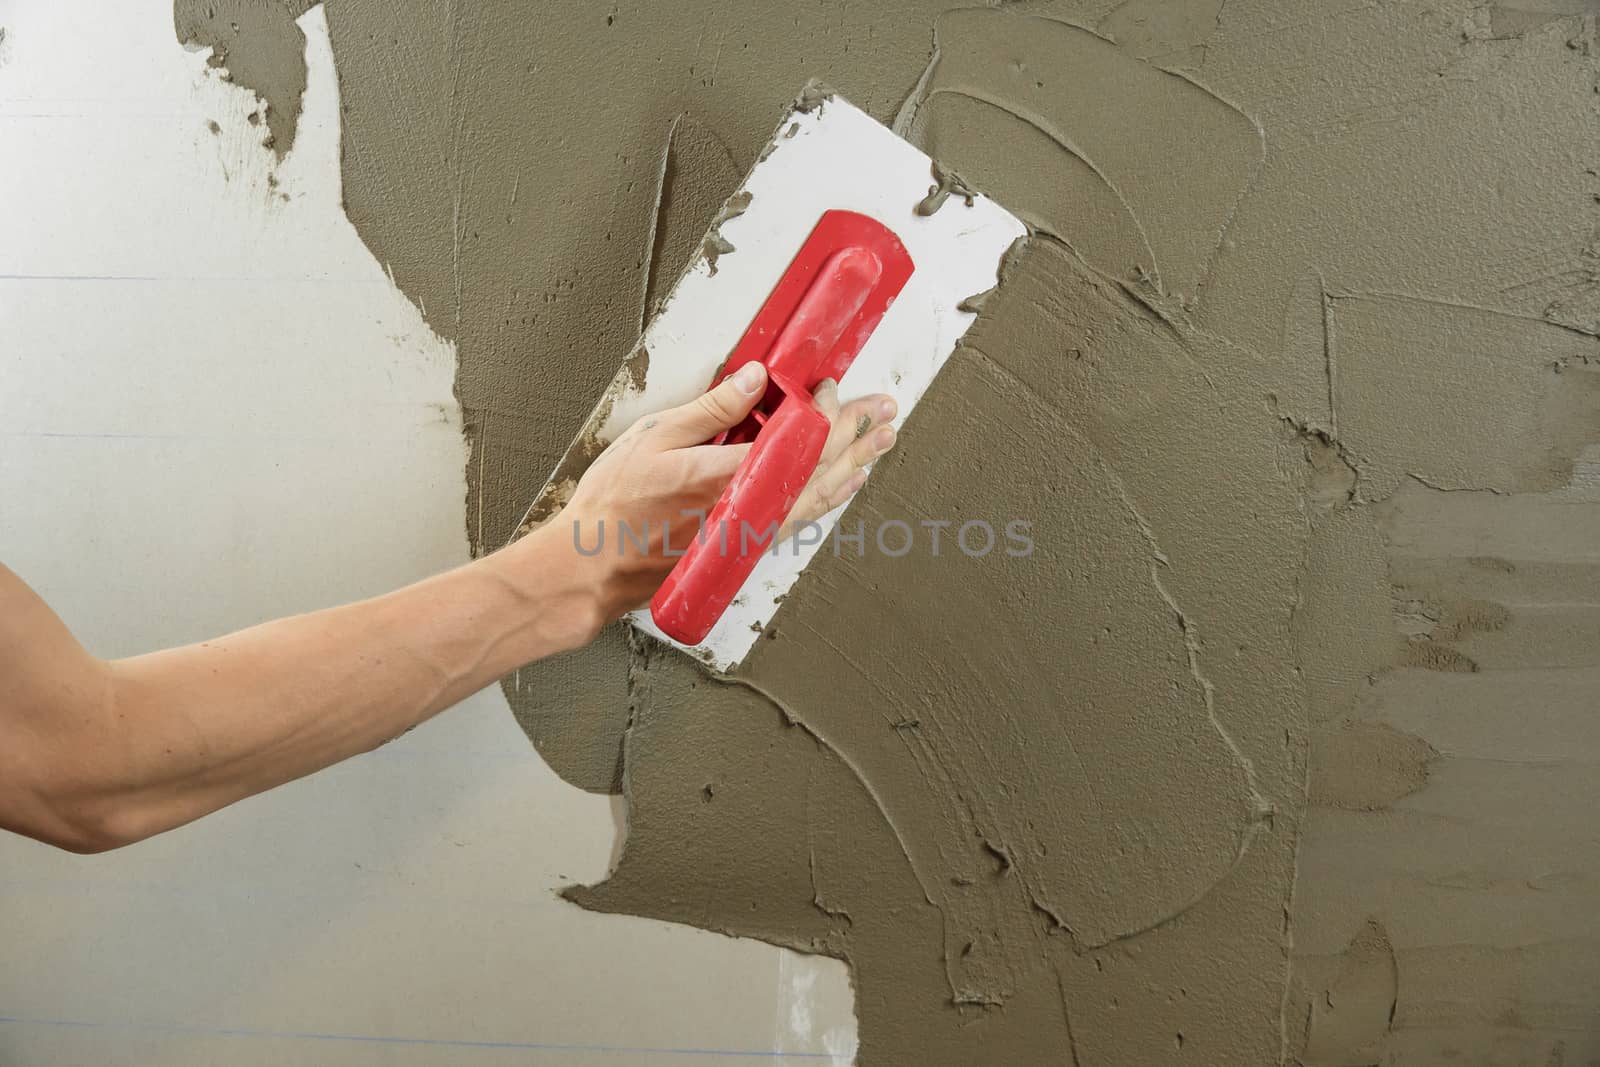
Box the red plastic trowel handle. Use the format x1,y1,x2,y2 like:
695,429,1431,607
650,210,914,646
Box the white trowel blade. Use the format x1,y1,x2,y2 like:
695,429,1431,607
516,90,1027,672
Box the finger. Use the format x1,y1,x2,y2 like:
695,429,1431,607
811,378,841,420
651,362,767,449
787,468,870,531
823,421,896,488
788,424,896,525
677,441,753,489
818,393,896,467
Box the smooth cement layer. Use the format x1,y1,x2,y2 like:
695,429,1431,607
176,2,1600,1063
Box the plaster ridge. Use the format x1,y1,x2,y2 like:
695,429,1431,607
1089,447,1276,822
1159,64,1267,303
1050,958,1086,1067
1016,9,1119,47
1321,270,1339,435
890,30,940,137
958,344,1278,947
1406,472,1511,497
924,85,1161,290
1328,287,1600,343
710,671,940,910
638,112,681,337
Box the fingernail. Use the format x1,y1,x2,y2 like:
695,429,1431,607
733,363,765,394
877,398,897,421
874,426,896,453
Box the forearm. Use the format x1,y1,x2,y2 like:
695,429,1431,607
12,526,599,851
2,362,885,854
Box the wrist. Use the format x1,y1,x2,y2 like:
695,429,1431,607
482,522,609,654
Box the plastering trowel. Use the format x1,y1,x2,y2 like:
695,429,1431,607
515,85,1026,672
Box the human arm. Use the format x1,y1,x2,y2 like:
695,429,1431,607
0,363,897,852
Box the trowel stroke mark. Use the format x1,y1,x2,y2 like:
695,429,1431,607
909,87,1160,281
581,231,1304,1064
1292,466,1600,1064
1262,14,1600,1056
900,8,1263,301
1326,292,1600,499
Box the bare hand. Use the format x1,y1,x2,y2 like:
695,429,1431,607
785,377,898,540
556,363,898,623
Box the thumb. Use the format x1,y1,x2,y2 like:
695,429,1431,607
653,362,767,448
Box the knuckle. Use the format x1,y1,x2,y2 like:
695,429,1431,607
839,397,870,422
814,475,843,511
694,391,735,423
